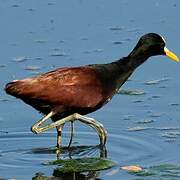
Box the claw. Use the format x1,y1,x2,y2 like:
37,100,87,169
31,126,40,134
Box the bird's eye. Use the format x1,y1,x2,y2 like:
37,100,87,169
160,43,165,49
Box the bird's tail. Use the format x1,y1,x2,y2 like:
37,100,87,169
5,80,21,97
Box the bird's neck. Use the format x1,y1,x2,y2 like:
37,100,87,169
123,46,150,70
114,53,148,72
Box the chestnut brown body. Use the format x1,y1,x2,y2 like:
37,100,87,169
5,61,132,120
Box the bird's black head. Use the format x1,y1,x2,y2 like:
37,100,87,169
129,33,179,66
137,33,166,56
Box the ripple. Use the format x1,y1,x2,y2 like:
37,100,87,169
107,132,163,166
0,131,161,168
0,130,180,179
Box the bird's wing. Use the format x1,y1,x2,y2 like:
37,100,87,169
5,67,104,108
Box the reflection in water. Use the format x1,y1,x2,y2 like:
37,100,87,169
53,171,100,180
32,145,110,180
33,171,99,180
30,145,107,160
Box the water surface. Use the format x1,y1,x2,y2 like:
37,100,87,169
0,0,180,179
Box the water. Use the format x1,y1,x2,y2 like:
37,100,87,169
0,0,180,179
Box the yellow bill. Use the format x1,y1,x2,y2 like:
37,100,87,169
164,47,179,62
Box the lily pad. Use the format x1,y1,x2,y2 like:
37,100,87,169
136,119,154,124
144,78,169,85
151,164,180,171
117,89,145,96
50,52,67,57
13,56,28,62
48,157,116,173
35,39,48,43
127,126,151,132
130,169,155,177
110,26,125,31
161,131,180,139
126,164,180,178
24,65,41,71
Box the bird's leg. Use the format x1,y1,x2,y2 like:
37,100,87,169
68,121,74,148
31,111,65,149
74,113,107,146
41,113,107,146
56,125,64,148
31,111,55,134
31,113,107,146
31,113,76,133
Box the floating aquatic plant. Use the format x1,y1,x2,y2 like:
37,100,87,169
145,78,169,85
50,52,67,57
47,157,116,173
125,164,180,178
127,126,151,132
24,65,41,71
13,56,28,62
136,119,154,124
117,89,145,96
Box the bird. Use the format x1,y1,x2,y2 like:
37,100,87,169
5,33,179,148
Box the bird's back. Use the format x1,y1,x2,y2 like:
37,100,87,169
5,66,107,114
5,60,133,116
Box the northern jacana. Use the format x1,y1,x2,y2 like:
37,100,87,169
5,33,179,148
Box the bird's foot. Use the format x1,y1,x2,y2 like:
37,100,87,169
31,126,40,134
